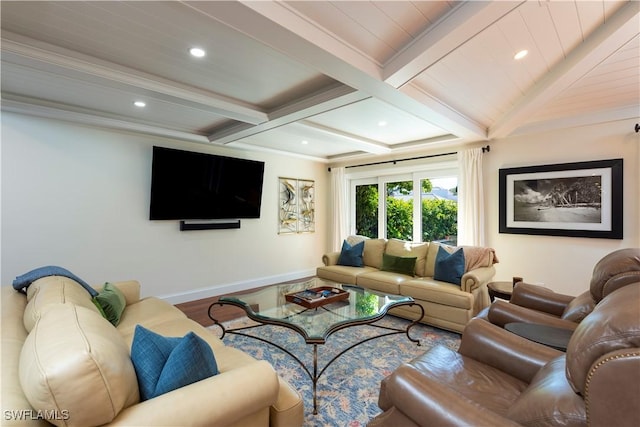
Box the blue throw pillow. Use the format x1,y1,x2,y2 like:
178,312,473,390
155,332,219,397
131,325,218,401
337,240,365,267
433,246,465,285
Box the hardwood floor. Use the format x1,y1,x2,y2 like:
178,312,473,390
175,276,315,327
175,295,246,327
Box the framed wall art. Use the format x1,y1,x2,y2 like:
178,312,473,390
499,159,623,239
279,177,315,234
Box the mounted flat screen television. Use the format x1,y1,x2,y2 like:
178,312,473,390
149,146,265,220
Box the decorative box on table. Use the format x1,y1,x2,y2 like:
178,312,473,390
285,286,348,308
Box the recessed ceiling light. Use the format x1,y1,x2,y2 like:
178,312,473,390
301,140,309,145
133,101,146,108
189,47,206,58
514,50,528,60
378,120,388,127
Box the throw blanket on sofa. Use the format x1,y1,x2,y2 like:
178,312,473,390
13,265,98,297
462,247,499,272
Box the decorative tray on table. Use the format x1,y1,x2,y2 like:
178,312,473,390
285,286,349,309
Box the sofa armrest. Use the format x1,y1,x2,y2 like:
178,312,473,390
510,282,573,316
322,251,341,266
383,364,523,427
94,280,141,305
458,318,562,383
460,266,495,292
108,360,279,426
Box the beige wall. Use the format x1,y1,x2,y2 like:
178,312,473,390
1,113,329,302
2,112,637,301
484,118,639,295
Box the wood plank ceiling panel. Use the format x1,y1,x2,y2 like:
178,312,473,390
410,1,458,27
373,1,432,39
516,1,562,72
532,36,640,122
547,1,583,56
329,1,412,64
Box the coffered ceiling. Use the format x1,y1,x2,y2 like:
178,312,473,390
2,1,638,162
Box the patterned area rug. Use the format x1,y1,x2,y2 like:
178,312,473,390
211,315,460,427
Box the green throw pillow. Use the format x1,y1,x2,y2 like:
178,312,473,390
381,253,417,276
93,282,126,326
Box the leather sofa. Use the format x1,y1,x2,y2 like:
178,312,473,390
1,277,304,427
317,236,497,333
367,282,640,427
479,247,640,330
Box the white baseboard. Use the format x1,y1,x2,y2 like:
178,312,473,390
159,269,317,305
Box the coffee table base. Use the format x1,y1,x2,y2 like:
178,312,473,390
209,302,425,414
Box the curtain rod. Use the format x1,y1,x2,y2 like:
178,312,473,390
328,145,489,172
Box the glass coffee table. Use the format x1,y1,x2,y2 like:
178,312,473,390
208,278,424,414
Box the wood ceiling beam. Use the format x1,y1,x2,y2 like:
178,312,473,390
1,32,268,125
488,1,640,139
383,1,525,89
188,0,486,141
208,84,370,144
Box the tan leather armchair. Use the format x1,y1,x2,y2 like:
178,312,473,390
482,248,640,330
368,283,640,427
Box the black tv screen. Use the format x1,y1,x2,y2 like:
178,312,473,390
149,146,265,220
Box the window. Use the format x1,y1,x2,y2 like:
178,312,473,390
354,182,378,238
350,160,458,244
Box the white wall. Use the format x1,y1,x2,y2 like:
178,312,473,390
1,113,329,302
3,113,638,301
484,118,639,295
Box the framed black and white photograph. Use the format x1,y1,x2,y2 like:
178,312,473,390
499,159,623,239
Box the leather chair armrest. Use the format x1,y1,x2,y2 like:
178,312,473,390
459,318,563,383
385,364,523,427
586,349,640,427
322,251,341,266
109,360,279,426
510,283,573,316
460,266,495,292
487,300,579,330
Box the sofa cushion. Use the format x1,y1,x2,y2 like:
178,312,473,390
506,357,585,426
385,239,429,276
433,246,465,285
337,239,365,267
19,304,139,427
363,239,387,269
131,325,219,401
116,296,187,338
381,253,417,277
400,279,474,310
357,270,410,295
94,282,127,326
316,265,378,285
23,276,101,332
424,242,441,277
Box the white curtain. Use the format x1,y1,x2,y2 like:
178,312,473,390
458,148,485,246
330,167,349,251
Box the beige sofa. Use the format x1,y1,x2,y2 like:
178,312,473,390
317,237,497,333
1,277,304,427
